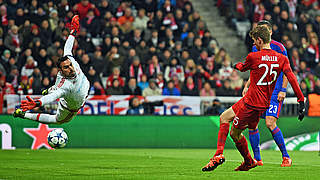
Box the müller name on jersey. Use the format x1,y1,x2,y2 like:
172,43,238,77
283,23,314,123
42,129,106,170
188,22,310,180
261,55,278,61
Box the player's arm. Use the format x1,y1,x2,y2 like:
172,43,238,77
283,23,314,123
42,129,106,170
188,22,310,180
233,54,252,72
277,75,288,101
39,88,66,106
242,78,250,97
20,88,65,111
63,15,80,61
282,57,305,121
63,35,75,57
278,45,289,101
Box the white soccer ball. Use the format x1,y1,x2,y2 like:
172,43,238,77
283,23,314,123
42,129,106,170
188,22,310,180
47,129,68,148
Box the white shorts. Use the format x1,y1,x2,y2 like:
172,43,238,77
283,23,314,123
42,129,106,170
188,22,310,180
56,100,78,124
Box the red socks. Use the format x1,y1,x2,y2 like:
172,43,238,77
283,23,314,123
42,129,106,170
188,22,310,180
214,123,229,156
235,136,253,164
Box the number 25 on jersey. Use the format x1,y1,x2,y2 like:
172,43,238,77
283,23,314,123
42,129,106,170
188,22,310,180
257,64,279,86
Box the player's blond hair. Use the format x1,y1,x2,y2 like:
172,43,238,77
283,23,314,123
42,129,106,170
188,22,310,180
249,26,271,44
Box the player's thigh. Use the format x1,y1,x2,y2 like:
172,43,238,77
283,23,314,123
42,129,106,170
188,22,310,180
220,107,236,123
233,106,262,130
56,103,77,124
265,95,283,119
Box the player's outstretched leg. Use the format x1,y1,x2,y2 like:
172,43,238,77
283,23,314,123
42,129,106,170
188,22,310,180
13,108,58,124
248,128,263,166
266,116,292,167
231,127,257,171
202,107,235,172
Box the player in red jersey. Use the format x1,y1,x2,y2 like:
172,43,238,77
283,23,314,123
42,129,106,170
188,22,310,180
202,26,305,171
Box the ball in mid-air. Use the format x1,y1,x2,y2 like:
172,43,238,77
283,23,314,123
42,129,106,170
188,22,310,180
47,129,68,148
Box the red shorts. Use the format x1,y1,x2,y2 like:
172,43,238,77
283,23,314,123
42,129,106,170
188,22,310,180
231,98,265,130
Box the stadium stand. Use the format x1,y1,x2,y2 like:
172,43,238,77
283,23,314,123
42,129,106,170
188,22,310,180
0,0,319,101
0,0,243,98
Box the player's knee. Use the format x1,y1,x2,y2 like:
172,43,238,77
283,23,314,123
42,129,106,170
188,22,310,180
265,118,277,130
220,110,234,124
230,130,239,141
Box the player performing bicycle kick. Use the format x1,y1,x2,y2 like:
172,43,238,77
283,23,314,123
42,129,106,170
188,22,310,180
13,15,90,124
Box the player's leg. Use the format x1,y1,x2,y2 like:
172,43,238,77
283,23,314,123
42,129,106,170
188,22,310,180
230,126,256,168
231,107,262,171
265,98,292,166
202,107,235,171
13,108,58,124
214,107,235,156
248,127,262,164
248,112,265,165
266,116,292,166
13,102,76,124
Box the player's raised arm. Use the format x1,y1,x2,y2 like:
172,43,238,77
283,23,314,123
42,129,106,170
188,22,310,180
63,15,80,57
63,35,75,57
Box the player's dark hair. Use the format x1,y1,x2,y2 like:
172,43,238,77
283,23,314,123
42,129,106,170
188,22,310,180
257,20,272,30
249,26,271,44
56,56,69,68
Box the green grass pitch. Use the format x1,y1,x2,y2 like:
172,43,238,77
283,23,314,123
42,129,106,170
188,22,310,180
0,149,319,179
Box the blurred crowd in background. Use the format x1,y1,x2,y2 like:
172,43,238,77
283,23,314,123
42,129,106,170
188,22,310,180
0,0,319,100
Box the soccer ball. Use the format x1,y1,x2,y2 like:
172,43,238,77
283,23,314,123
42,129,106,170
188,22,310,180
47,129,68,148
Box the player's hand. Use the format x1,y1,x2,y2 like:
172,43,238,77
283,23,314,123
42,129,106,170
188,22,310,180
277,91,286,102
70,15,80,36
233,63,242,71
242,87,248,97
42,89,48,95
298,101,305,121
20,96,41,111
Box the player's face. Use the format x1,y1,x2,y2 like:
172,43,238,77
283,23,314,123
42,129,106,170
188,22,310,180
60,60,76,78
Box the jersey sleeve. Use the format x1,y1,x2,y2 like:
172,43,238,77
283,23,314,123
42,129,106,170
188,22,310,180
281,46,288,57
63,35,75,57
39,77,68,105
282,56,304,102
63,35,81,69
235,53,252,72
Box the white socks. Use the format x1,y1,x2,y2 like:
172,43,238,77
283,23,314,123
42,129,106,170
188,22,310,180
24,113,57,124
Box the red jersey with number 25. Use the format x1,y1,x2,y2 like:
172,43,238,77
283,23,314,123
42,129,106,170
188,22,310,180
235,49,304,110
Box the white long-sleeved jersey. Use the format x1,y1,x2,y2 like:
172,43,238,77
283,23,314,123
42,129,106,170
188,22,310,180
39,35,90,110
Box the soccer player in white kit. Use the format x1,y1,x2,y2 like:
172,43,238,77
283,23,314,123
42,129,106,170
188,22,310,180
13,15,90,124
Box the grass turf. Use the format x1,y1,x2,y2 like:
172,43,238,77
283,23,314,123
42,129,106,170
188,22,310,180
0,149,319,179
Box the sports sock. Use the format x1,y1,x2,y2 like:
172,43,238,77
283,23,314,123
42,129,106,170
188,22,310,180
214,122,229,156
25,113,57,124
249,129,262,161
234,135,254,164
271,126,290,158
